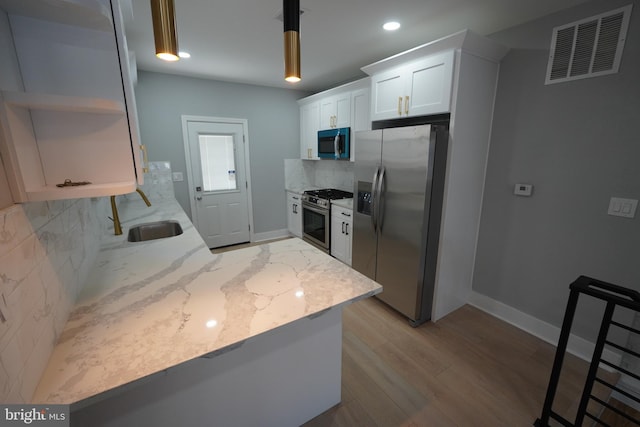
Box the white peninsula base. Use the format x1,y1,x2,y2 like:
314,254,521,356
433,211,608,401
72,307,342,427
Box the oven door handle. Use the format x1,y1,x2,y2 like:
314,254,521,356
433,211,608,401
302,202,328,216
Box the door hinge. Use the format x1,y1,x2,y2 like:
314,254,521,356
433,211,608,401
245,181,248,189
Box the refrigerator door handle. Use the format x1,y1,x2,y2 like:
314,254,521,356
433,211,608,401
371,166,381,231
376,166,386,229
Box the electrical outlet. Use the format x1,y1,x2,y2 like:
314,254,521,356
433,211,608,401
608,197,638,218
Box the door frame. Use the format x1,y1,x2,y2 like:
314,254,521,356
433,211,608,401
181,115,255,243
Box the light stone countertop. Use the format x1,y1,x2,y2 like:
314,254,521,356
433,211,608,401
331,198,354,210
32,197,381,407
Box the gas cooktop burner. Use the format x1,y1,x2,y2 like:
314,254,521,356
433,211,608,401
303,188,353,200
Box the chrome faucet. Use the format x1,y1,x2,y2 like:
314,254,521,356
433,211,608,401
110,188,152,235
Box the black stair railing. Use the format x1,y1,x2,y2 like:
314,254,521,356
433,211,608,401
535,275,640,427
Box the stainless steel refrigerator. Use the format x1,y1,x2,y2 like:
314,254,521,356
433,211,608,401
352,124,447,326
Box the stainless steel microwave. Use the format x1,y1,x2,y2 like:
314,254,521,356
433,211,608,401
318,127,350,160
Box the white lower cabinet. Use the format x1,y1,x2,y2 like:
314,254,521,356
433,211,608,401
331,204,352,265
286,191,302,238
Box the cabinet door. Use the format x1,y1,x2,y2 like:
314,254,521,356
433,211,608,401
331,205,353,265
112,0,145,183
342,211,353,266
319,93,351,130
287,192,302,238
319,98,335,130
330,211,346,262
351,88,370,132
350,88,370,162
334,93,351,129
370,67,405,121
300,102,319,159
405,50,454,117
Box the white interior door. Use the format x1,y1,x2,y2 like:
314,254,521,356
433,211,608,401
185,118,251,248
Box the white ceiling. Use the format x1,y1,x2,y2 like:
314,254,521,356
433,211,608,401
123,0,592,93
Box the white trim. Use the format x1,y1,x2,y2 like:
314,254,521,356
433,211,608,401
252,229,290,243
180,115,255,242
468,291,622,368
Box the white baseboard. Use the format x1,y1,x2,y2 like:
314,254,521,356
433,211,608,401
467,291,622,367
252,228,290,243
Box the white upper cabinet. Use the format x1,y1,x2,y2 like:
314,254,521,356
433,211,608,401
0,0,144,202
300,101,320,160
370,50,454,121
319,92,351,130
351,88,371,132
297,78,370,161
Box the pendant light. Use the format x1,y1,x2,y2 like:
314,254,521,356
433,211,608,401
283,0,301,82
150,0,179,61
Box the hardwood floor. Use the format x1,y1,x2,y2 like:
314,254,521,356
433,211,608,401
304,297,628,427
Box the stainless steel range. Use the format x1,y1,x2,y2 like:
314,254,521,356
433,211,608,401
301,188,353,252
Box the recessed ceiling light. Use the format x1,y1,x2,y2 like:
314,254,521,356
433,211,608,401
157,53,179,61
383,21,401,31
178,51,191,58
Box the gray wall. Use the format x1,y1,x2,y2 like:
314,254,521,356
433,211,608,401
134,71,310,234
474,0,640,341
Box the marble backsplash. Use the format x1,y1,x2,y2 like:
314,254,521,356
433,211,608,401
0,162,174,403
123,161,175,202
0,197,107,403
284,159,354,193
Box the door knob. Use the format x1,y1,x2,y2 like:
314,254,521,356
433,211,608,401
196,196,202,201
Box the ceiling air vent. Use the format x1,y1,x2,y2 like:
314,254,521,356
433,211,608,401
545,4,632,85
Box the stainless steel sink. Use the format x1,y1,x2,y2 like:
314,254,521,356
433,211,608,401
127,220,183,242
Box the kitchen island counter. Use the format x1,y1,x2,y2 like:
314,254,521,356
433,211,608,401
32,196,381,421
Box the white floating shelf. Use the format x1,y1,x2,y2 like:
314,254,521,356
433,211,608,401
24,181,137,202
1,91,125,114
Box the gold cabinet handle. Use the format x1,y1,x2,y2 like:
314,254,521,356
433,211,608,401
404,96,409,115
398,97,403,115
140,144,149,173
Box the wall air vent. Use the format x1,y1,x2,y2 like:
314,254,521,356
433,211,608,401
545,4,632,85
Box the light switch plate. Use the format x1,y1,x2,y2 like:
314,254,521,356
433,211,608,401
514,183,533,196
172,172,184,182
608,197,638,218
